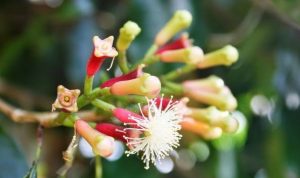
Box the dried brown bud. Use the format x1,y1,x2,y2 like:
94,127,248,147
52,85,80,112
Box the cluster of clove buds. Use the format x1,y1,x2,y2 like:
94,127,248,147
51,10,244,170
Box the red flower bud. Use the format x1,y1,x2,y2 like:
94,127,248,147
95,123,128,143
156,33,191,54
100,64,144,88
113,108,143,124
86,36,118,77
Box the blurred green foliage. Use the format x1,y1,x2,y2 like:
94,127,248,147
0,124,28,178
0,0,300,178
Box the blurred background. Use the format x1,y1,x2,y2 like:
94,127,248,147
0,0,300,178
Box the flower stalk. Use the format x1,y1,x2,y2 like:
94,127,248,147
162,64,197,81
118,51,129,74
84,76,94,95
95,156,102,178
92,99,116,113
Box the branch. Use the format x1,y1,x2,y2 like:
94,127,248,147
0,98,106,127
208,6,263,48
253,0,300,32
0,78,51,109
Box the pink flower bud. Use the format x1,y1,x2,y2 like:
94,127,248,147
182,76,237,111
181,117,222,139
158,46,203,64
113,108,143,124
86,36,118,77
110,73,161,98
75,120,114,157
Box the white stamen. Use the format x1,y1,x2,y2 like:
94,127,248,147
124,97,183,169
106,56,116,71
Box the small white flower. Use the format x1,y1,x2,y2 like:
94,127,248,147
93,36,118,57
124,97,183,169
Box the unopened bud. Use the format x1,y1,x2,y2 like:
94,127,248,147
110,73,161,98
222,116,239,133
155,10,192,46
181,118,222,139
158,46,203,64
187,106,238,133
198,45,238,69
117,21,141,51
75,120,114,157
156,33,192,54
183,76,237,111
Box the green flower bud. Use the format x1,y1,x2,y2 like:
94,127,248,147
117,21,141,51
187,106,239,133
198,45,239,68
155,10,192,46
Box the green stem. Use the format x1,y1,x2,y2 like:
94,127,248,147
142,55,160,66
217,150,237,178
89,88,111,99
84,76,94,95
77,88,111,109
163,81,184,96
77,95,90,109
118,51,129,73
145,44,158,58
160,87,174,96
51,88,111,128
95,156,102,178
62,114,78,127
162,64,197,81
132,44,158,69
51,112,71,127
92,99,116,113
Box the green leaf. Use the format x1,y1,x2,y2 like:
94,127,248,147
23,161,37,178
0,126,28,178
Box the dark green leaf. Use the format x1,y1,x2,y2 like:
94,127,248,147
0,127,28,178
23,161,37,178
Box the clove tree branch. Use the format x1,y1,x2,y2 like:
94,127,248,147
0,98,106,127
